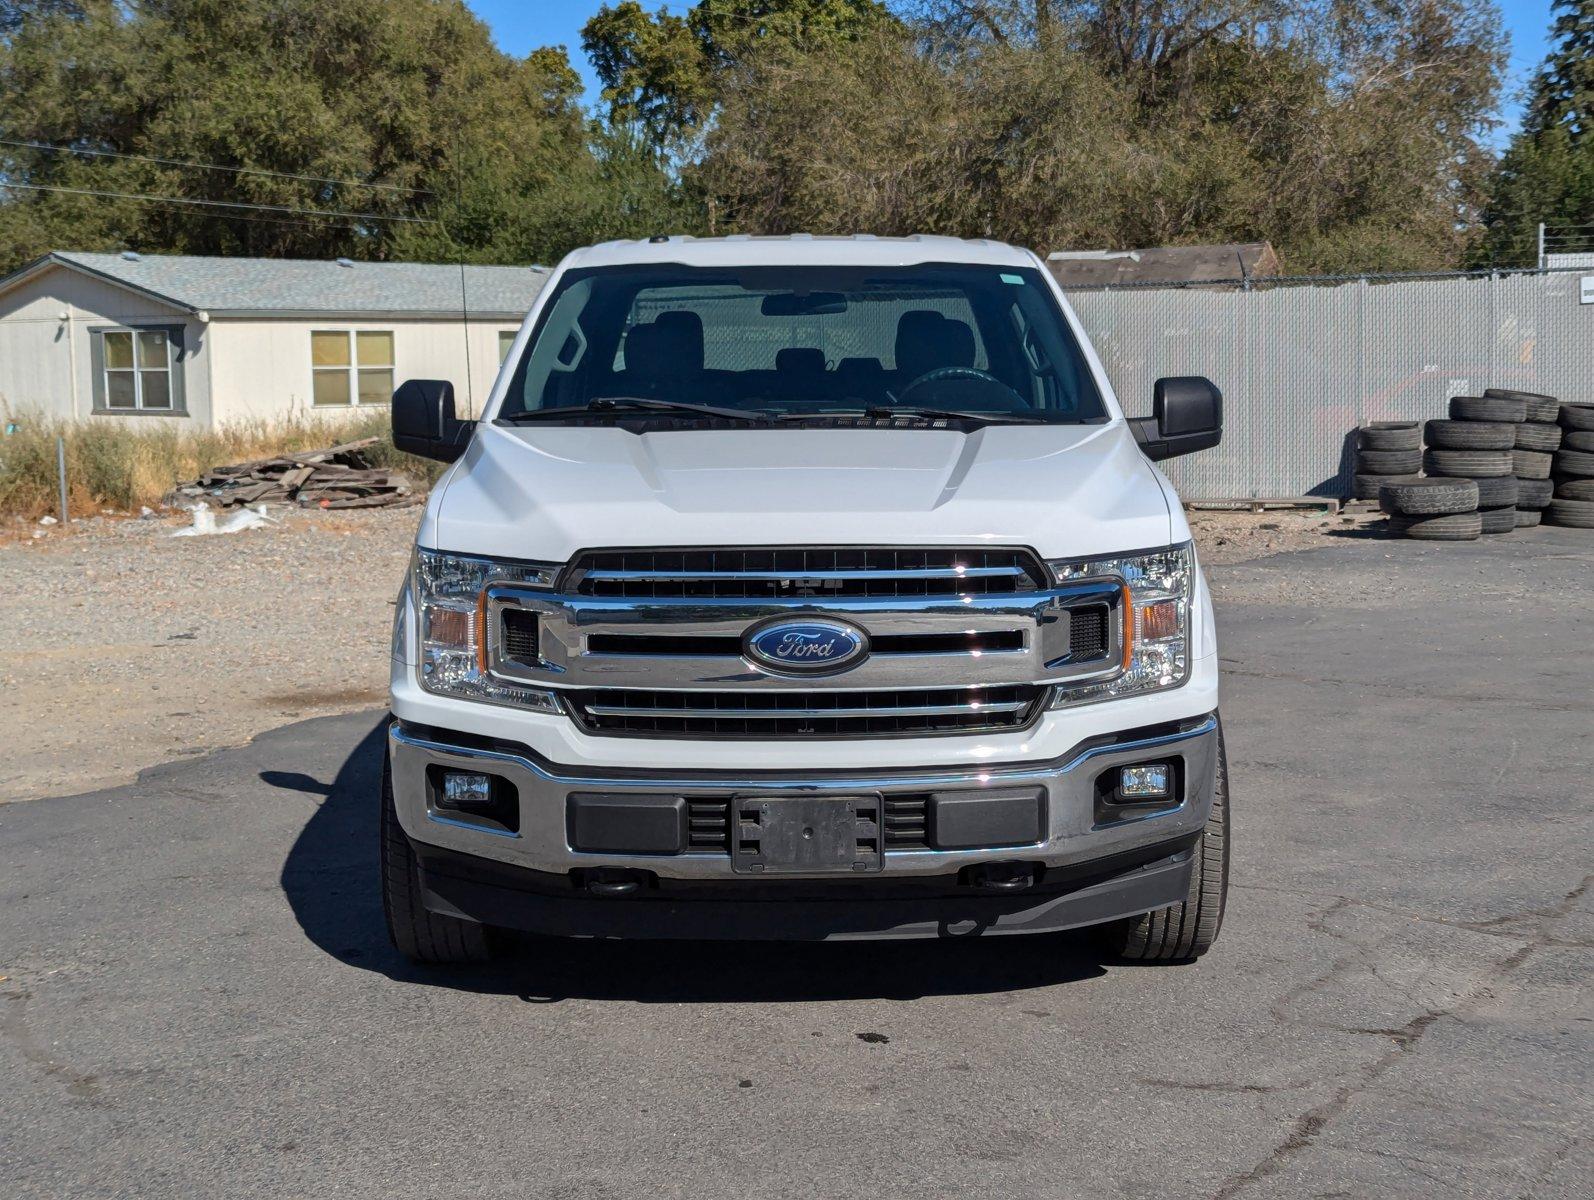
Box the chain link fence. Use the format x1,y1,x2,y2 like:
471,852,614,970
1064,266,1594,500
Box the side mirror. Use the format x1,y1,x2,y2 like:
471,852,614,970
1129,376,1223,461
392,379,474,463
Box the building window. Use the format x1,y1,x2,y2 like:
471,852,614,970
92,327,184,414
499,330,517,362
312,330,394,406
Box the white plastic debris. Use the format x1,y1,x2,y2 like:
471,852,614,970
169,503,277,538
139,506,155,518
37,515,57,526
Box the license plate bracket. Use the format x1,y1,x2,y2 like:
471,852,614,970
731,794,883,874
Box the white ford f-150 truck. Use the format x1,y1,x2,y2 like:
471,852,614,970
383,234,1227,965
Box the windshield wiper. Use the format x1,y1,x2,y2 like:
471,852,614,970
501,396,774,425
866,405,1050,425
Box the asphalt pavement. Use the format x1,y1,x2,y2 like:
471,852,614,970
3,526,1591,1199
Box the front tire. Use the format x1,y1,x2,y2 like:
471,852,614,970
1104,721,1230,963
380,747,496,965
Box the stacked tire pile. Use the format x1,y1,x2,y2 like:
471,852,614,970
1351,422,1423,500
1549,401,1594,530
1420,391,1553,535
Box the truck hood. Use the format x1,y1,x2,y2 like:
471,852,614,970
424,421,1178,562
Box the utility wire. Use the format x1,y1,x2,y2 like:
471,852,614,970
0,137,432,196
1,180,435,223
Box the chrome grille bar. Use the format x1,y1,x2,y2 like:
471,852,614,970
582,699,1033,720
564,684,1046,738
565,546,1048,599
580,565,1031,584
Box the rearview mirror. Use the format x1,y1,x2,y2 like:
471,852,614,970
1130,377,1223,461
759,291,848,317
392,379,474,463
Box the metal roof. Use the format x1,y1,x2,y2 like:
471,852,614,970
1046,242,1281,288
1,251,550,318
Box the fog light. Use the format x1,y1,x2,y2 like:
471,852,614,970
1118,763,1171,800
440,771,493,810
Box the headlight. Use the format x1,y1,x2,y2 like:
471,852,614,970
1047,544,1192,707
414,549,561,712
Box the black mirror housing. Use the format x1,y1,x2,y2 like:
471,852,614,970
392,379,474,463
1130,376,1223,461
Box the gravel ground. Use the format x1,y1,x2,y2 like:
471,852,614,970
0,506,419,804
0,501,1378,804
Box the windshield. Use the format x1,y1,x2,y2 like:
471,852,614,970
496,263,1108,424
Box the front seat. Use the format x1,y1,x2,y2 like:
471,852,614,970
893,310,976,383
623,311,705,397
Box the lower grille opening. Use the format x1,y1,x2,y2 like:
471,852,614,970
680,795,931,854
564,685,1045,739
883,795,931,849
688,799,731,852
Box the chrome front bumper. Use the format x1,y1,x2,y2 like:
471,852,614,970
389,714,1219,881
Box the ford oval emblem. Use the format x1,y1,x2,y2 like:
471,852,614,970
743,617,869,675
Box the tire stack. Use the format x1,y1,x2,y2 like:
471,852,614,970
1486,388,1560,528
1420,394,1525,535
1351,421,1422,500
1378,477,1482,540
1548,401,1594,530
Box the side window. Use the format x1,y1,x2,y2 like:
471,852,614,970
514,277,592,410
311,330,393,407
93,327,183,413
1009,298,1082,413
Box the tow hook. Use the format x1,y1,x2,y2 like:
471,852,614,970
966,862,1037,892
581,869,647,897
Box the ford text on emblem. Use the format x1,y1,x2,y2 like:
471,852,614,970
743,618,868,674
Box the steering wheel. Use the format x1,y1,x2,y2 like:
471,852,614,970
897,365,1029,409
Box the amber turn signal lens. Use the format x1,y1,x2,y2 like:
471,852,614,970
1140,600,1181,641
425,606,471,646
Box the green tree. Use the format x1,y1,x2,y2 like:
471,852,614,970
582,0,893,147
701,0,1505,271
1476,0,1594,266
0,0,669,271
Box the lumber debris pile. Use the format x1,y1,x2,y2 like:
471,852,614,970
168,438,418,510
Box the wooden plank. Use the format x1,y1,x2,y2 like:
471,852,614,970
1185,497,1340,514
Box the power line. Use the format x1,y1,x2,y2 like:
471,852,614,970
1,180,435,223
0,137,432,196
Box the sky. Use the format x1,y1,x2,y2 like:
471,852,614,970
464,0,1558,142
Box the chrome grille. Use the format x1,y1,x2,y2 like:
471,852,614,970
566,547,1048,600
564,685,1044,739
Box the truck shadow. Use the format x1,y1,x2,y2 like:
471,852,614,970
277,716,1108,1001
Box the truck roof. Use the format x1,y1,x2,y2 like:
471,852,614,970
562,234,1037,271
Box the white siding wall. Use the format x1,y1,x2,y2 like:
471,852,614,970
0,267,209,423
207,317,519,425
0,263,523,428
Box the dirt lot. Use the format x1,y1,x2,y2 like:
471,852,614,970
0,506,417,804
0,503,1373,805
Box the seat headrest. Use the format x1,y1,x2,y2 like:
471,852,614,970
775,347,826,376
625,310,704,376
894,310,976,380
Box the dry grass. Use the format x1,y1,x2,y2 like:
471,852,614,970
0,409,445,518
